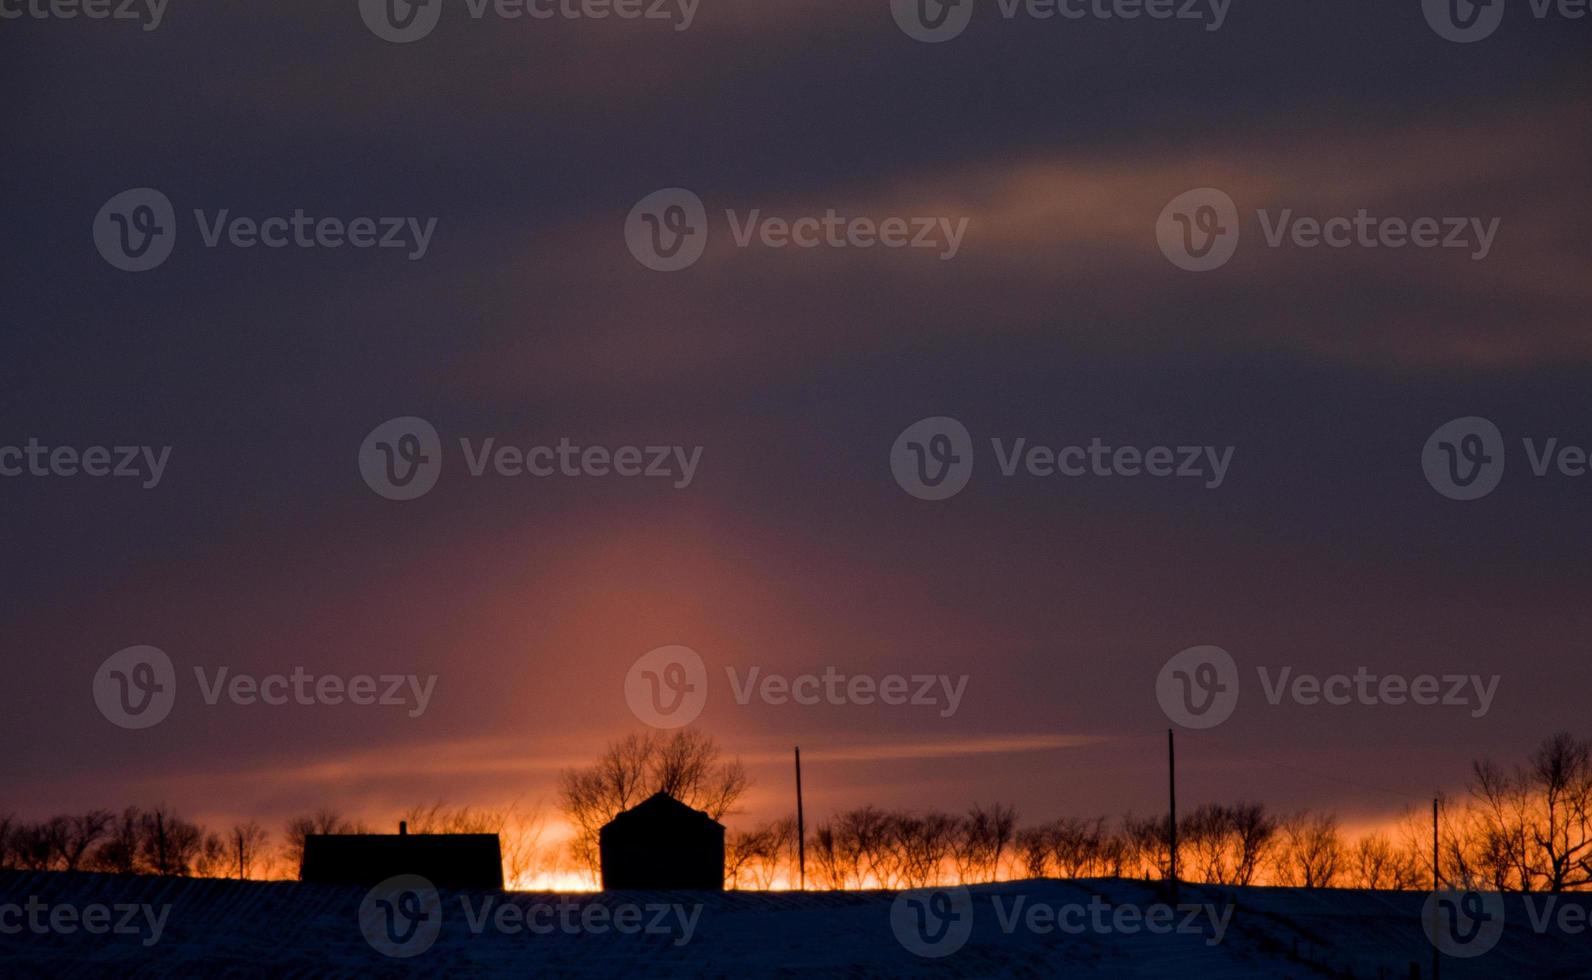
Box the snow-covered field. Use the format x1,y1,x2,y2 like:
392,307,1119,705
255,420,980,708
2,870,1587,977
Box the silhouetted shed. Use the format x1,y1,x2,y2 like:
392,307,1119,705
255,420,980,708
599,792,724,891
300,822,502,889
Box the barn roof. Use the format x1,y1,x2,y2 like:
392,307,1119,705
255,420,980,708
602,792,724,832
300,832,502,889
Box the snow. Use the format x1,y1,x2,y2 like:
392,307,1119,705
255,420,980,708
2,870,1587,977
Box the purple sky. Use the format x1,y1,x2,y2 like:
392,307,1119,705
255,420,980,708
2,2,1590,861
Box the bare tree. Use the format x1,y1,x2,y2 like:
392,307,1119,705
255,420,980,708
1017,826,1052,879
192,832,229,878
893,812,959,887
138,806,203,876
724,819,795,890
723,826,762,889
558,729,749,880
9,822,56,870
807,823,851,890
1121,813,1173,880
1470,732,1592,892
836,807,895,887
228,821,270,879
1352,832,1423,890
1180,803,1276,886
54,810,114,871
282,807,362,876
1271,811,1344,888
1098,830,1131,878
953,803,1018,883
0,814,14,870
90,807,145,874
492,805,552,888
1228,803,1278,885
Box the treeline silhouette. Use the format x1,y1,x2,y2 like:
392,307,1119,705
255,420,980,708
0,802,547,884
5,731,1586,892
719,803,1426,890
562,729,1592,892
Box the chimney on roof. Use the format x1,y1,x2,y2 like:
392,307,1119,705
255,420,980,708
399,821,408,836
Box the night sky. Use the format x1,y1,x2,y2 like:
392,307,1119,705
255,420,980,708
3,2,1590,876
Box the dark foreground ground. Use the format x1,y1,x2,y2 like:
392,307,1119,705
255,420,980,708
1,870,1587,977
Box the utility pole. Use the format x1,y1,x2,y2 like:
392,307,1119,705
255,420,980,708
795,746,806,891
155,810,167,876
1168,729,1178,901
1432,797,1440,980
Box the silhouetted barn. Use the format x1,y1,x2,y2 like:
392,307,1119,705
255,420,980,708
599,792,724,891
300,822,503,889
